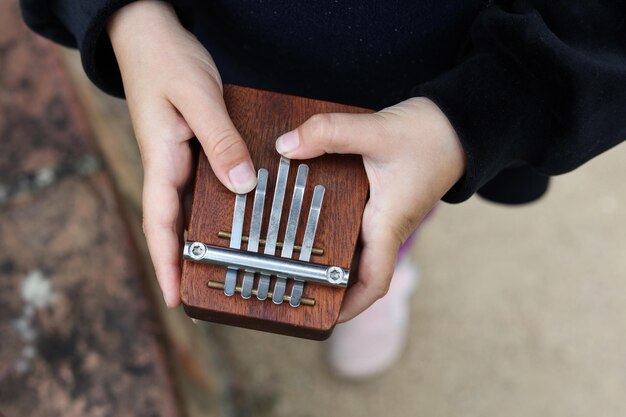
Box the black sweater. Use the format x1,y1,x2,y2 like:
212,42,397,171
19,0,626,204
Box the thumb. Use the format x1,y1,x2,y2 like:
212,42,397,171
275,113,384,159
173,90,257,194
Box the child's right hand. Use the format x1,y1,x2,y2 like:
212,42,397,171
108,0,257,307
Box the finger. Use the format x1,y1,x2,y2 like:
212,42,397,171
172,89,256,194
338,206,402,322
142,143,191,308
275,112,385,159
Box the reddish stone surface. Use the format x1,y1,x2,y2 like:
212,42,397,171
0,175,179,417
0,1,181,416
0,1,95,184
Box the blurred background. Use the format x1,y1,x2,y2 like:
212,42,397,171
1,1,626,416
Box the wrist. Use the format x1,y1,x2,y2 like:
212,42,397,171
418,97,466,187
389,97,467,197
107,1,180,58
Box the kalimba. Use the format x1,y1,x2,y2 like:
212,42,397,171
181,85,369,340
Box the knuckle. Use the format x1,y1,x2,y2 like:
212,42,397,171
371,280,391,300
170,116,194,140
141,217,151,238
155,122,191,146
169,79,204,105
375,286,390,300
142,215,161,238
141,210,166,231
206,128,245,160
306,113,335,147
370,112,392,137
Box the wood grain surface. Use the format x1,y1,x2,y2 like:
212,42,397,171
181,85,369,340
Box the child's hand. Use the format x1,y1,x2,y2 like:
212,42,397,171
108,1,256,307
275,98,466,322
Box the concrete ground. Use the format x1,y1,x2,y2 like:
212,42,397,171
212,139,626,417
3,2,626,413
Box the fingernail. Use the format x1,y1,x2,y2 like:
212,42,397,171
228,161,257,193
276,130,300,155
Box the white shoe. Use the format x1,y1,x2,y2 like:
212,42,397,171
326,258,419,379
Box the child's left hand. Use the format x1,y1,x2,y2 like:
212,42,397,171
275,97,466,322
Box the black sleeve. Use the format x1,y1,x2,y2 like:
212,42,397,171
19,0,137,97
413,0,626,203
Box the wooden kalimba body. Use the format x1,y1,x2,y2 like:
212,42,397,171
181,85,369,340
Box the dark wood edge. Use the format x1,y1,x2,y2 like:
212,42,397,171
182,303,335,341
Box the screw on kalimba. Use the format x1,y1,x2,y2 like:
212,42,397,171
326,266,345,284
189,242,206,259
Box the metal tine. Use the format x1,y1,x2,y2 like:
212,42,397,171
290,185,325,307
241,169,268,299
257,157,290,300
273,164,308,304
224,192,247,296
